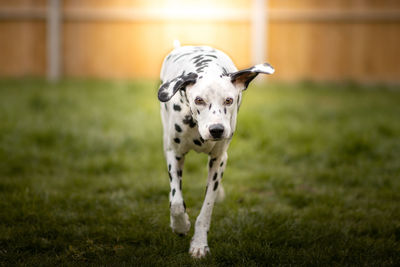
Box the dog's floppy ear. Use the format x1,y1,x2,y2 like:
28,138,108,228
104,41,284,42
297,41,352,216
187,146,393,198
231,63,274,90
158,72,198,102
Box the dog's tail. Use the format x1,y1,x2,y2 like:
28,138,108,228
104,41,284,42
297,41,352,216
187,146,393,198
173,39,181,49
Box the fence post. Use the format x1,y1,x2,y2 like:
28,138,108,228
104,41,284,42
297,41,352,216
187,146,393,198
251,0,267,78
47,0,61,82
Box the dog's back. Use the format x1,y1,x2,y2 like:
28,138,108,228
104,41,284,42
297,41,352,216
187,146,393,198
160,45,237,84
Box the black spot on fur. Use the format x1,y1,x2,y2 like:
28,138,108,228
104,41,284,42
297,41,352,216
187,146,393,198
172,188,176,196
174,138,180,144
195,62,208,69
193,56,204,64
195,59,212,68
168,164,171,171
213,111,216,114
173,104,181,111
179,179,182,190
176,156,181,161
197,109,200,115
220,161,224,167
205,54,217,59
224,107,227,114
201,59,213,64
183,115,196,128
213,173,218,181
199,136,204,143
209,104,212,110
191,54,203,60
221,67,230,77
177,170,182,177
164,103,168,111
209,158,216,168
168,172,172,182
193,139,202,146
183,200,186,211
175,123,182,132
199,76,203,79
213,181,219,191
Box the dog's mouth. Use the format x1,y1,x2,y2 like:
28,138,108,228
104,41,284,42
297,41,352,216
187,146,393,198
203,136,226,142
199,130,232,142
208,132,234,142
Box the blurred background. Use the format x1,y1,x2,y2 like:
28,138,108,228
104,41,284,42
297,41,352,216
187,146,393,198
1,1,400,265
0,0,399,83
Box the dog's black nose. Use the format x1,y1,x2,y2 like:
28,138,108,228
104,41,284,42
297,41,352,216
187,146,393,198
209,124,224,139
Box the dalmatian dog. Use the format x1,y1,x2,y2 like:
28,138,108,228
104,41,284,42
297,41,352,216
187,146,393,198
158,43,274,258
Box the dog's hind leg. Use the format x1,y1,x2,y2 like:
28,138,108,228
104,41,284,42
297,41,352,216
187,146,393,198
165,150,191,235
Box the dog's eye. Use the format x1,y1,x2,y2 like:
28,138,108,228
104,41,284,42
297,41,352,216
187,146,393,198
224,97,233,105
194,97,205,105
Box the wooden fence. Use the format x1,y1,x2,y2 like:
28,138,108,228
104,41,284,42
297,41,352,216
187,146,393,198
0,0,399,83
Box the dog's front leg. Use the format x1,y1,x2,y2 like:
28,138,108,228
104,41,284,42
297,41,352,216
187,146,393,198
165,150,190,235
189,152,228,258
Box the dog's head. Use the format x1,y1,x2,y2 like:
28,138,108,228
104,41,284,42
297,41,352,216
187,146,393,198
158,63,274,141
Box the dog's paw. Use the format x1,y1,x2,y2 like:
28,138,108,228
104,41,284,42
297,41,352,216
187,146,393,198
189,244,210,258
215,184,225,203
171,213,191,235
170,203,191,235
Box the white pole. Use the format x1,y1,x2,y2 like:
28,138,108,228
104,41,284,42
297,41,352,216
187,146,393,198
264,0,269,63
47,0,61,82
251,0,266,66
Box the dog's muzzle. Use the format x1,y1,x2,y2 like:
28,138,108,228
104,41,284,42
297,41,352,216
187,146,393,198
209,123,225,139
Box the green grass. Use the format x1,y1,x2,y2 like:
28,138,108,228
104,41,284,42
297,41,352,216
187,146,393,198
0,78,400,266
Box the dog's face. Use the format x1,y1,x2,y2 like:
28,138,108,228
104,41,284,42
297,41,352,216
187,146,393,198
158,62,274,141
186,76,239,141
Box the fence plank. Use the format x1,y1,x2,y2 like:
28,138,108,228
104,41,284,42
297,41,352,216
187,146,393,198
47,0,61,81
0,2,399,82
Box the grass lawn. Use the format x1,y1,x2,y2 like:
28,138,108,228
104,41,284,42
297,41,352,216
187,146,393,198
0,78,399,266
